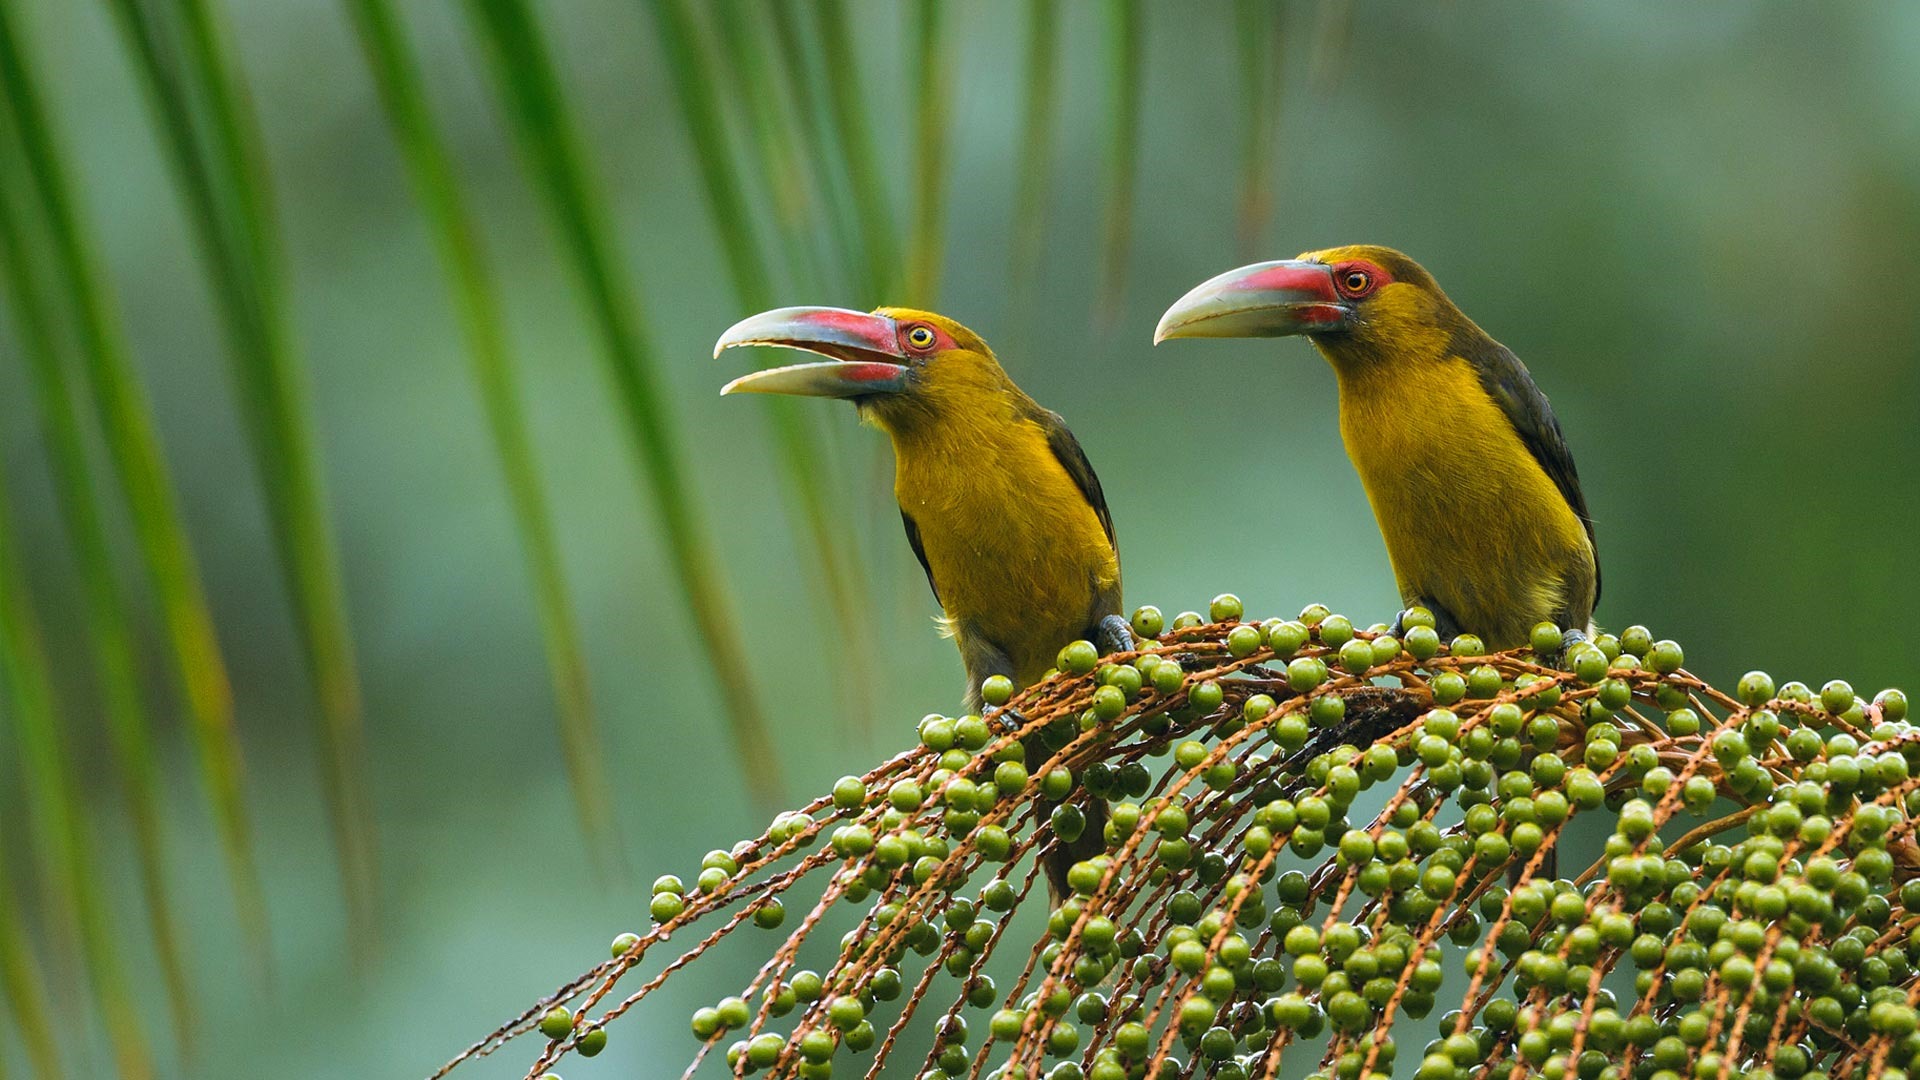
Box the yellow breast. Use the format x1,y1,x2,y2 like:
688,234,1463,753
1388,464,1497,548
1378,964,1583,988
890,417,1119,686
1335,356,1593,647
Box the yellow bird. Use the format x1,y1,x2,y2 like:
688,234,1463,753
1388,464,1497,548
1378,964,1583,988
1156,246,1599,650
716,306,1130,895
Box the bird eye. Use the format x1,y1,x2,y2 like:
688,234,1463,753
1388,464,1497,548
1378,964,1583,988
1340,269,1373,296
904,325,937,351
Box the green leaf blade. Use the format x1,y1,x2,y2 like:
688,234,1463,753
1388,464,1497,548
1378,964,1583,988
0,0,269,970
463,0,786,809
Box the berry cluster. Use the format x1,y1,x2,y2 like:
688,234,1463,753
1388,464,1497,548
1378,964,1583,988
439,598,1915,1080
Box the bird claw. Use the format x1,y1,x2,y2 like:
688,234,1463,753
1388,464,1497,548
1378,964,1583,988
1094,614,1135,657
987,705,1028,736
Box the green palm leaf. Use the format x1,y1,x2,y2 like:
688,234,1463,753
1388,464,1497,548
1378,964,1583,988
905,0,951,305
809,0,899,305
0,475,153,1080
1008,0,1059,305
763,0,866,300
0,0,268,963
646,0,879,741
340,0,620,867
102,0,377,947
462,0,785,807
1234,0,1285,258
1098,0,1144,320
709,0,832,294
0,148,197,1055
0,842,61,1080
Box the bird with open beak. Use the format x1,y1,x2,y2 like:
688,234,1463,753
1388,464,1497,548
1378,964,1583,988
716,306,1132,899
1156,245,1599,651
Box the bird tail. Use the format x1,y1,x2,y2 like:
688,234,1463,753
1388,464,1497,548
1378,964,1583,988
1027,739,1108,904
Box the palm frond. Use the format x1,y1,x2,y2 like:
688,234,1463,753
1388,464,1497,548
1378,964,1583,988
1008,0,1059,307
461,0,786,807
646,0,879,741
340,0,621,869
760,0,863,298
0,476,154,1080
809,0,899,305
153,0,379,944
0,142,197,1055
0,0,269,962
905,0,951,306
1098,0,1144,321
0,811,62,1080
709,0,830,294
1234,0,1285,259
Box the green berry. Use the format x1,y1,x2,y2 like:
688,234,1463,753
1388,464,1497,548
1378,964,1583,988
540,1006,573,1040
1338,637,1374,674
888,779,924,811
981,675,1014,706
747,1033,784,1068
1875,687,1908,721
1648,639,1684,674
1058,640,1099,675
1737,670,1775,705
975,825,1012,861
1287,656,1327,693
1227,624,1263,658
1530,622,1563,654
1404,625,1440,661
1820,679,1855,714
827,995,865,1030
1210,594,1244,622
832,776,868,810
1268,620,1310,657
1131,606,1165,638
754,898,786,929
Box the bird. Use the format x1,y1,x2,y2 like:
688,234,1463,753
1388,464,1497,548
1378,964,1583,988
715,305,1131,898
1155,245,1599,651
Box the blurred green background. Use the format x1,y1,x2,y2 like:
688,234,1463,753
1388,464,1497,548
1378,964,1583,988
1,1,1917,1077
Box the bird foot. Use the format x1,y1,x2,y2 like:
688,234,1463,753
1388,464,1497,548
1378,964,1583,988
1094,614,1135,657
986,705,1029,736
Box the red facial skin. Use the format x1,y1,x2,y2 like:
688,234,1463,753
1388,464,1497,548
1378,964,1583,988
895,319,958,357
1329,258,1392,302
839,362,911,384
1228,262,1358,328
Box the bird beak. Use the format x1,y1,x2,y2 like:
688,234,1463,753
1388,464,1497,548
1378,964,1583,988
1153,260,1351,343
714,306,911,398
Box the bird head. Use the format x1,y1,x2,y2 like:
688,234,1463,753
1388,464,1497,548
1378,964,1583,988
715,306,1010,431
1154,245,1463,368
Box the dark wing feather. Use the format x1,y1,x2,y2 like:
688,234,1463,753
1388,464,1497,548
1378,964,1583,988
1024,402,1118,555
900,510,941,606
1468,340,1601,605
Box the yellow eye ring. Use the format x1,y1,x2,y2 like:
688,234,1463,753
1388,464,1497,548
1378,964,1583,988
905,325,936,350
1341,270,1372,295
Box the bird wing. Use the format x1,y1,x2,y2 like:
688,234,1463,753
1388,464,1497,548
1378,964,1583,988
1025,403,1119,556
1474,344,1601,605
899,510,942,606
